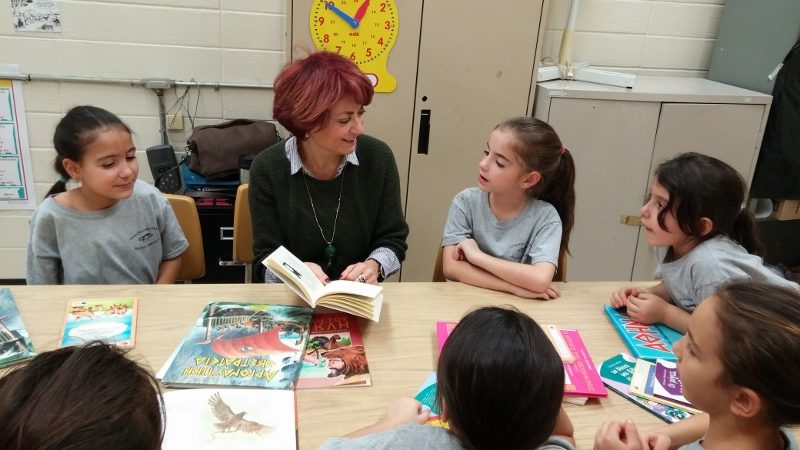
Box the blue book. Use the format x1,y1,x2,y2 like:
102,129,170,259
0,288,36,368
603,305,682,362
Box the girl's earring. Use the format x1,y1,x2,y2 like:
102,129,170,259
304,132,309,140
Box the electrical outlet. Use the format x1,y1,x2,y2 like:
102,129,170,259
166,113,184,131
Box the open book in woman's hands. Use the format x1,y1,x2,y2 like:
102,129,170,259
263,246,383,322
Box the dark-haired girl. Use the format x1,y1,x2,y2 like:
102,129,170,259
26,105,187,284
319,306,576,450
611,152,797,332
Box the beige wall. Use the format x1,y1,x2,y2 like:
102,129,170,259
0,0,725,279
542,0,724,78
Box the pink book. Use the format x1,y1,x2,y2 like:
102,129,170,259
436,321,457,351
558,328,608,398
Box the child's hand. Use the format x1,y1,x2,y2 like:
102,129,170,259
456,239,482,261
379,398,430,428
514,285,560,300
594,420,670,450
611,287,641,308
626,293,668,324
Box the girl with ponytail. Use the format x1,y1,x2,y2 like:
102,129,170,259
441,117,576,299
611,152,798,332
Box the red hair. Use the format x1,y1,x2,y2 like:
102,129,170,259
272,51,374,137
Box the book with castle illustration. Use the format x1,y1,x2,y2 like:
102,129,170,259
0,288,36,368
263,246,383,322
59,297,138,348
158,302,313,389
603,305,682,362
162,388,297,450
296,312,371,389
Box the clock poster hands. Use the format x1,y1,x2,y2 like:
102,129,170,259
325,1,359,29
353,0,370,24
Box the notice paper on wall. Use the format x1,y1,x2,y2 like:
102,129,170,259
0,64,37,210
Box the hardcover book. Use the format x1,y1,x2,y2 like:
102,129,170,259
296,312,371,389
414,372,448,428
598,353,692,424
59,297,138,348
629,358,701,414
603,305,682,362
0,288,36,368
162,388,297,450
263,246,383,322
435,321,457,352
158,302,313,389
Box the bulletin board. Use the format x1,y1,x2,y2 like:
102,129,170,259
0,73,37,210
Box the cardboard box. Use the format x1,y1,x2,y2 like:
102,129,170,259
773,200,800,221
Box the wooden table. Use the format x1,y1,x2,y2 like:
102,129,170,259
7,282,798,449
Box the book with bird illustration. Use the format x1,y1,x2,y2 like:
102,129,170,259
157,302,313,389
296,312,372,389
162,388,297,450
0,288,36,368
263,246,384,322
58,297,138,348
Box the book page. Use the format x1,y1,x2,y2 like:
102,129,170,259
316,279,382,300
263,246,325,305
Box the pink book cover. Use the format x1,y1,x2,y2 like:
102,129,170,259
560,328,608,398
436,321,457,352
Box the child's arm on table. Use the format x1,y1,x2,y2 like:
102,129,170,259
627,293,690,332
453,239,559,296
553,406,576,446
442,246,559,300
156,256,182,284
647,413,708,450
343,398,430,438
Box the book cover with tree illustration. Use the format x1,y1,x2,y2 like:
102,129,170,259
296,312,371,389
162,388,297,450
159,302,313,389
0,288,36,368
59,297,138,348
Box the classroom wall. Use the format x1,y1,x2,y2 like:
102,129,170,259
541,0,725,77
0,0,725,280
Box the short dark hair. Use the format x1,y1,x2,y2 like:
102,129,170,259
654,152,764,255
272,51,374,138
0,342,164,450
436,306,564,450
715,281,800,426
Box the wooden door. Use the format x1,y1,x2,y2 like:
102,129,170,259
544,98,660,281
631,103,767,280
401,0,545,281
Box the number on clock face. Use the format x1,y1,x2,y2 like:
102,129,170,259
310,0,397,65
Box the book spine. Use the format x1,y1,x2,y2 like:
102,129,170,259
603,306,645,360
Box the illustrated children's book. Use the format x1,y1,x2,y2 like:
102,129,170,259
435,321,457,352
414,372,448,428
263,246,383,322
158,302,313,389
629,358,701,414
59,297,138,348
603,305,682,362
162,388,297,450
598,353,692,424
650,359,696,410
296,312,371,389
0,288,36,368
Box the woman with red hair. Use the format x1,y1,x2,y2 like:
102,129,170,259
250,51,408,284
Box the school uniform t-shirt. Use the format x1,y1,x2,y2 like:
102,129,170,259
655,235,799,311
26,180,188,284
319,423,575,450
678,427,798,450
442,187,562,266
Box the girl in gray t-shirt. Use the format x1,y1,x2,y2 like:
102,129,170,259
441,117,576,300
26,106,188,284
611,152,798,332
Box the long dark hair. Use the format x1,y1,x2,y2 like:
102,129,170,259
715,282,800,425
497,117,576,253
46,106,132,197
436,306,564,450
654,152,764,255
0,342,164,449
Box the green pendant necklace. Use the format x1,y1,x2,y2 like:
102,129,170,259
303,166,345,271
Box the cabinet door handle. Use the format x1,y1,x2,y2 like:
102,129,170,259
417,109,431,154
220,227,234,240
620,215,642,226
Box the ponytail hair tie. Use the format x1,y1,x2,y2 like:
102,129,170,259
560,146,567,155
